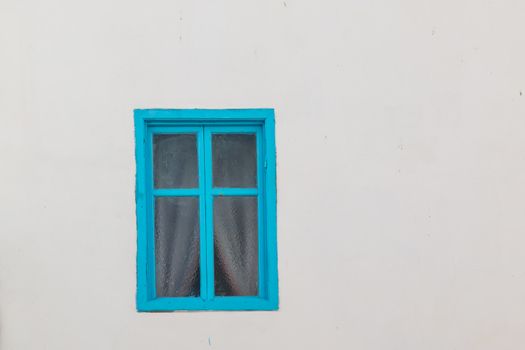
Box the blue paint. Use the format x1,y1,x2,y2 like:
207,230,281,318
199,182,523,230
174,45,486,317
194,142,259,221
210,188,258,196
203,126,215,300
134,109,278,311
134,113,148,307
197,128,208,301
264,113,279,309
152,188,200,196
145,128,156,299
256,126,267,298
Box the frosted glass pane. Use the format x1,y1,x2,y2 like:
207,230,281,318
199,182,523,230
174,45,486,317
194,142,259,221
214,196,258,296
212,134,257,188
154,134,198,189
155,197,200,297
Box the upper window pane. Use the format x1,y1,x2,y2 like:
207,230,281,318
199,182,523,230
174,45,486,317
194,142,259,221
153,134,198,189
212,134,257,188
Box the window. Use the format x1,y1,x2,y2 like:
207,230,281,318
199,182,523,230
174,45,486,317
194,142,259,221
134,109,278,311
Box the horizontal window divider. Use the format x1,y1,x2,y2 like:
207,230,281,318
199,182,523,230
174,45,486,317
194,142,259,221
153,188,201,197
211,188,258,196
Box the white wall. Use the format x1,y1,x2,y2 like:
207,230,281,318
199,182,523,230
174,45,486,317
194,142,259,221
1,0,525,349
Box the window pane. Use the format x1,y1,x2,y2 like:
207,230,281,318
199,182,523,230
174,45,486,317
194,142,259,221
212,134,257,188
154,134,198,189
214,196,258,296
155,197,200,297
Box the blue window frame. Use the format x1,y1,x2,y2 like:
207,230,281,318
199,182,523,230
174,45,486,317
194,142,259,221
134,109,278,311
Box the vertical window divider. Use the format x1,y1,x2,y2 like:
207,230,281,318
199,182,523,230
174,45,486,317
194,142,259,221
197,126,208,301
203,126,215,300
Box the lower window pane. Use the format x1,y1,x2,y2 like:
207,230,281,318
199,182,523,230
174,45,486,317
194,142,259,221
155,197,200,297
214,196,258,296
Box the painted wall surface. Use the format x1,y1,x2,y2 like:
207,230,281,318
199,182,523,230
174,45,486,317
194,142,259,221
1,1,525,349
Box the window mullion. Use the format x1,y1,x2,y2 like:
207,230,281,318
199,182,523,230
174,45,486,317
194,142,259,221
203,126,215,300
196,126,208,301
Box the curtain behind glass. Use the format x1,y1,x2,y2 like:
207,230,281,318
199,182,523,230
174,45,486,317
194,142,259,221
214,196,258,296
155,197,200,297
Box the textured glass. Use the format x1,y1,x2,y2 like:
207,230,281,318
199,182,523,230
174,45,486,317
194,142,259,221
214,196,258,296
212,134,257,188
155,197,200,297
154,134,198,189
